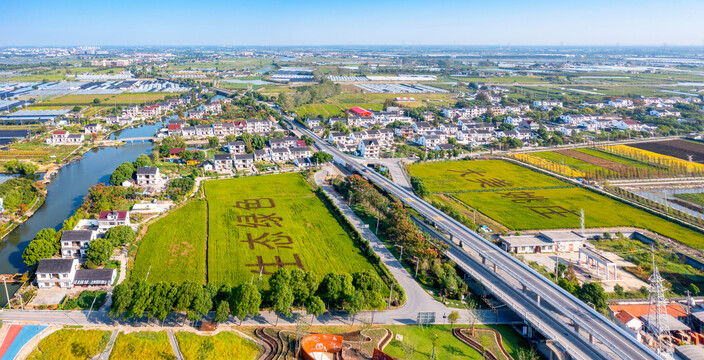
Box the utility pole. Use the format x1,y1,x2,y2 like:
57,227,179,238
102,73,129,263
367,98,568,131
86,295,98,324
388,282,394,309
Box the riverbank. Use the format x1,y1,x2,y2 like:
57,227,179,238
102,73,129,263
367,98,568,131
0,189,46,244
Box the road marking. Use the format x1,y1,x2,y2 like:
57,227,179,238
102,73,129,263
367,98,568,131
433,216,445,222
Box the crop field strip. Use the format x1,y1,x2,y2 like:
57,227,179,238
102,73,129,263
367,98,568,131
408,160,704,250
627,139,704,163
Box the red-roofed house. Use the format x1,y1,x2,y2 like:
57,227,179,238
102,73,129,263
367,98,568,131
294,140,307,147
50,130,69,143
609,303,687,319
349,107,372,117
142,105,162,117
614,310,644,332
98,210,130,232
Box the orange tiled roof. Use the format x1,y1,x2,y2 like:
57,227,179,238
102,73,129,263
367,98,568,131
609,303,686,318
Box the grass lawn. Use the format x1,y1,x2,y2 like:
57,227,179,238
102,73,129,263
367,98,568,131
132,201,207,284
204,173,382,287
674,193,704,207
406,160,567,193
175,332,260,360
28,328,110,360
109,331,174,360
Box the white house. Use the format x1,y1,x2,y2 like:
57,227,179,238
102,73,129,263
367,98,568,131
36,258,79,289
650,109,681,118
213,154,233,172
233,154,254,171
608,99,634,108
416,134,443,148
305,118,321,127
98,210,130,232
227,141,246,154
533,100,563,111
136,167,160,186
60,230,97,259
358,139,380,159
84,123,102,134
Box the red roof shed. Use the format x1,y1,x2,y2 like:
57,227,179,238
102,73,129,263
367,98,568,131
349,107,371,117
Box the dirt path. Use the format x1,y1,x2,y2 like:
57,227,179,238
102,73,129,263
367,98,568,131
167,330,184,360
98,330,119,360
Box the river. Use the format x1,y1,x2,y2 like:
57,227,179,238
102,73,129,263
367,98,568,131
0,121,163,305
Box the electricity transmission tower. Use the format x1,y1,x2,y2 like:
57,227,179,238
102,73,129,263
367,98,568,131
646,246,671,354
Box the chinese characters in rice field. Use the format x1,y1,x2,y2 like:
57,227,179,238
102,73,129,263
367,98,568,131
455,168,578,220
234,197,305,274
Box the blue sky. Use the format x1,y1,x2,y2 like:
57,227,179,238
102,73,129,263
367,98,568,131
1,0,703,46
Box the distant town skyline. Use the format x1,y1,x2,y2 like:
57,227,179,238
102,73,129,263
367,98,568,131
2,0,704,47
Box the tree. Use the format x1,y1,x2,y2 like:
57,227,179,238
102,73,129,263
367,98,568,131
410,176,429,198
86,238,113,266
175,282,202,312
127,281,151,319
465,298,479,336
110,162,135,185
271,285,294,326
353,270,382,299
132,154,152,168
448,310,460,329
401,342,416,360
614,284,625,297
230,283,262,325
207,137,220,149
149,282,176,324
22,238,56,267
347,290,365,326
191,287,213,321
306,295,325,325
105,225,136,247
517,347,540,360
311,151,333,164
368,290,386,325
93,98,101,104
578,282,607,312
318,273,342,308
214,301,230,323
689,283,701,296
110,282,133,318
72,106,82,112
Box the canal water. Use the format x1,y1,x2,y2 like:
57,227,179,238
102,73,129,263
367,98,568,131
0,121,163,305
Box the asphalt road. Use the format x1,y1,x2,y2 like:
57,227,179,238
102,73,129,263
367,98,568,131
291,119,661,360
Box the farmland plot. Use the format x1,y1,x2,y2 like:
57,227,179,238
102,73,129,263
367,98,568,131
204,173,380,287
132,201,207,284
410,160,704,250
